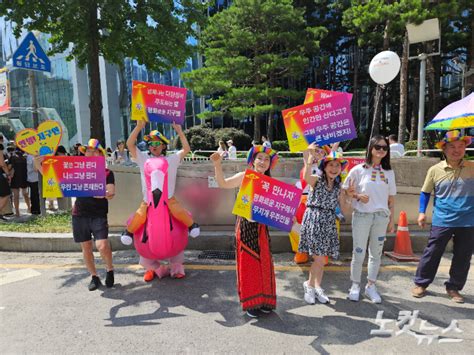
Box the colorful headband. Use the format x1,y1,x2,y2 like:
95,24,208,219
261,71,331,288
435,130,472,149
143,130,170,145
318,151,348,171
78,138,106,156
246,145,279,170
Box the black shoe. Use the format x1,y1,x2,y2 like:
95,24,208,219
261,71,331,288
105,270,114,288
245,309,259,318
88,275,102,291
0,215,8,221
260,307,273,314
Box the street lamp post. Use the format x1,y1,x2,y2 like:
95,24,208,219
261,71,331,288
406,18,441,157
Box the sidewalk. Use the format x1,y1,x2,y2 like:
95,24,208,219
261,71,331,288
0,198,434,253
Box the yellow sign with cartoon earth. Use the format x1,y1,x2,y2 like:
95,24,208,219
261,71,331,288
15,120,62,156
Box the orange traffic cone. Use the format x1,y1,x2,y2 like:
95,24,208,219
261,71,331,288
384,211,420,262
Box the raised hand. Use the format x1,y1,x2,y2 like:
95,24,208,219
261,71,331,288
210,152,223,164
171,121,183,133
136,119,147,129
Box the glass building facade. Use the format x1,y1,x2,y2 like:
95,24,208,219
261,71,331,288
0,21,77,142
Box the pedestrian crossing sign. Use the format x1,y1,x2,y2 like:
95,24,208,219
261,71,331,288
12,32,51,72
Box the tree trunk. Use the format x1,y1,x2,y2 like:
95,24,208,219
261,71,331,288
88,3,104,144
398,32,409,145
465,12,474,94
267,96,277,142
370,20,390,139
370,85,384,137
254,115,261,142
266,111,272,142
353,44,360,126
409,74,419,141
426,47,439,149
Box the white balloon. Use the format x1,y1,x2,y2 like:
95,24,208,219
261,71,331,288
369,51,401,85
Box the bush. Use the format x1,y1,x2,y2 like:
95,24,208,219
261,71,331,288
213,127,252,151
175,125,216,151
272,140,289,151
405,139,428,152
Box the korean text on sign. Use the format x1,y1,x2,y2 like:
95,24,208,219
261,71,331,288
282,92,356,152
232,169,302,232
42,156,106,198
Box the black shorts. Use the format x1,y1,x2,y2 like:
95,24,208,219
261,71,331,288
0,173,11,197
72,216,109,243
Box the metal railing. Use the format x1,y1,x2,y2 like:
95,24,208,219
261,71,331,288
403,148,474,157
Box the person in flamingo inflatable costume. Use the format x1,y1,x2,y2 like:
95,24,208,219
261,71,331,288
123,120,200,281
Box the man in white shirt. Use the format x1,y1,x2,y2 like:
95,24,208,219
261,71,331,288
227,139,237,159
388,134,405,158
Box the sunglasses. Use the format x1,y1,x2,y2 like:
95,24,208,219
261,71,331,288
373,144,389,151
148,141,164,147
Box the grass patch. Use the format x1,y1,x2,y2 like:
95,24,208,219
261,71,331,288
0,212,72,233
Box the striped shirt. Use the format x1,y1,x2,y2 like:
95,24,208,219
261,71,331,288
421,160,474,227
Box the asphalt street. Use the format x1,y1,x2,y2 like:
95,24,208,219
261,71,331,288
1,250,473,354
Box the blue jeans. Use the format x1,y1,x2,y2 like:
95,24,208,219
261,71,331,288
351,211,389,283
414,226,474,291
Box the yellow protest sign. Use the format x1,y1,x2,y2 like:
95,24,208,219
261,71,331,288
15,120,62,156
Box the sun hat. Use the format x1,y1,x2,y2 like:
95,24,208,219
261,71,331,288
435,130,472,149
143,130,170,145
246,145,279,170
317,151,348,171
78,138,106,156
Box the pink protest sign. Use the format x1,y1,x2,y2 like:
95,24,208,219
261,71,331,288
42,156,106,198
282,93,357,152
232,169,302,232
131,80,187,124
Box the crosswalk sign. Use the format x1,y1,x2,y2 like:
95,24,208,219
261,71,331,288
12,32,51,73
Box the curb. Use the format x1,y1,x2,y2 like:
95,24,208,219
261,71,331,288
0,230,435,253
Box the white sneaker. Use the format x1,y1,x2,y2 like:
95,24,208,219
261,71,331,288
120,232,133,246
303,281,316,304
315,287,330,304
189,223,200,238
348,283,360,302
365,284,382,304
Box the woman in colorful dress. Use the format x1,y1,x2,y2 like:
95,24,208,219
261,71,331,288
299,144,354,304
210,145,278,318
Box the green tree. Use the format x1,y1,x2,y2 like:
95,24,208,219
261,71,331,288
183,0,326,141
0,0,204,144
343,0,471,145
343,0,428,141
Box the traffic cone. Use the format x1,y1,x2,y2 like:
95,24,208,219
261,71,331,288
384,211,420,262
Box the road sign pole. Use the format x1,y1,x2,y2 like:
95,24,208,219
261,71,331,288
27,70,46,216
27,70,39,127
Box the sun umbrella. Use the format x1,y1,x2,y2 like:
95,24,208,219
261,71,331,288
425,92,474,130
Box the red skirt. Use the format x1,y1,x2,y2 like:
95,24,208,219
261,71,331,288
235,217,276,311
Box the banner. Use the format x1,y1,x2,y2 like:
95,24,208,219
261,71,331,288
232,169,302,232
42,156,106,198
0,70,10,115
131,80,187,124
15,120,62,156
282,93,357,152
304,88,352,105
